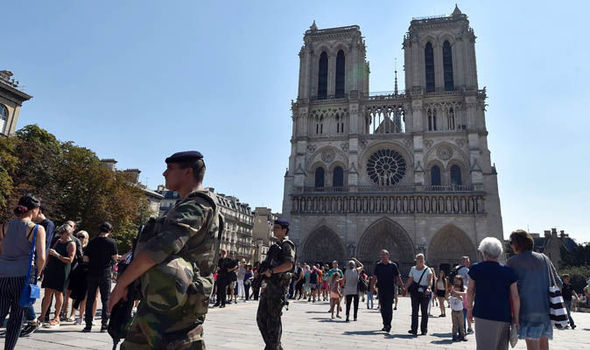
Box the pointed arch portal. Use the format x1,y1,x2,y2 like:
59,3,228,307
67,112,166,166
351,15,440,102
357,218,415,275
301,226,346,265
428,225,477,270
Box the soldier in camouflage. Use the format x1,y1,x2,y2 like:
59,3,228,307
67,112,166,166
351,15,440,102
108,151,223,350
257,219,296,350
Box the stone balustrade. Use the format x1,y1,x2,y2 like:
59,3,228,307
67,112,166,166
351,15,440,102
291,192,486,215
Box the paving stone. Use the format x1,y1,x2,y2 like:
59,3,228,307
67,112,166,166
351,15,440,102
2,296,589,349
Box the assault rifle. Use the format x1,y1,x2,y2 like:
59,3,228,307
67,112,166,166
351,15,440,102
108,224,144,350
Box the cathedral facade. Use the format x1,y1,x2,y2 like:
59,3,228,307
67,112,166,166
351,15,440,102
282,7,503,274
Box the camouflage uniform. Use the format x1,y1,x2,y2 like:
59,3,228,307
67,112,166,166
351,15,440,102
121,190,223,350
256,239,296,350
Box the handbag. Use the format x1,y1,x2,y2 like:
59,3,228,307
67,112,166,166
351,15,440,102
408,268,428,297
18,224,41,307
543,255,568,328
509,323,518,348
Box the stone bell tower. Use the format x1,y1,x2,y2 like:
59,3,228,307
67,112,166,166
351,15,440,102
283,7,504,274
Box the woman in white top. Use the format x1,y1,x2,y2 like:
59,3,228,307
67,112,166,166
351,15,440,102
404,253,433,336
342,258,363,322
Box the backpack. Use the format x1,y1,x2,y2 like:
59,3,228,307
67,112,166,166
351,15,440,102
448,265,465,284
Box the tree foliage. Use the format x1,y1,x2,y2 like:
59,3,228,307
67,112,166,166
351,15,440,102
558,265,590,294
1,125,151,252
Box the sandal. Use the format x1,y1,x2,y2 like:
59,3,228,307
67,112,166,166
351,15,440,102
46,319,60,328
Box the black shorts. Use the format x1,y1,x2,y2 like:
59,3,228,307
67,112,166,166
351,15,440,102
436,289,446,298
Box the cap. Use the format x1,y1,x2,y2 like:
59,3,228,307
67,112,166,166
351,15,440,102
274,219,289,228
165,151,203,164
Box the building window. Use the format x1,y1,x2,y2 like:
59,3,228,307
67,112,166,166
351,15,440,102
318,52,328,99
335,50,345,98
367,149,407,186
431,165,441,186
336,115,345,134
450,165,462,185
0,104,8,134
315,167,325,188
428,109,437,131
425,42,435,92
443,41,454,91
448,107,455,130
333,166,344,187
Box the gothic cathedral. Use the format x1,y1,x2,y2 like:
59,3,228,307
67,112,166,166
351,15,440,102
282,6,503,274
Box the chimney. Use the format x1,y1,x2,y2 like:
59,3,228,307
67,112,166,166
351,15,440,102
123,169,141,184
100,158,117,171
551,228,558,238
544,230,550,238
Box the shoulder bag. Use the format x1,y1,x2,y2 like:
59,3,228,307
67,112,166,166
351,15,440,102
543,255,568,328
18,224,41,307
408,268,428,297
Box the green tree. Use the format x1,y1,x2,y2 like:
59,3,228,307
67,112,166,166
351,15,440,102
1,125,151,250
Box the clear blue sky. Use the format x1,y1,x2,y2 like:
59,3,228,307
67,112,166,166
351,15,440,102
4,1,590,242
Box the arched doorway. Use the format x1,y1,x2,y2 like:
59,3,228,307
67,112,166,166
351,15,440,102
428,224,477,271
357,218,415,275
301,226,346,265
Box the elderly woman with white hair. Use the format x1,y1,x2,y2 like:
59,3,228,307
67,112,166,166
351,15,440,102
342,257,364,322
466,237,520,350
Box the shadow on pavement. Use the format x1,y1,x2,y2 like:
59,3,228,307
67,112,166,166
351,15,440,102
385,333,417,339
431,339,454,345
342,330,382,336
431,332,452,338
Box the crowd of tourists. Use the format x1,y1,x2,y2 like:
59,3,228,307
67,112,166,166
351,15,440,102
2,194,589,350
0,194,120,350
211,249,258,307
262,231,585,350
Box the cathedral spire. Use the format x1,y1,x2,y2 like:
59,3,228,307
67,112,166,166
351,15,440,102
394,58,399,95
452,4,462,16
310,20,318,32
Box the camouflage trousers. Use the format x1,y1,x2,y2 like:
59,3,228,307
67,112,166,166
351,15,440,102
121,257,214,350
120,301,206,350
256,280,287,350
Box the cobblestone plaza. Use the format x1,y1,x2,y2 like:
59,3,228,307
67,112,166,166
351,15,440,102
3,297,589,349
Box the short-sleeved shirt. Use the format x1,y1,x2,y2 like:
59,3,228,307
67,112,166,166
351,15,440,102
468,261,517,323
344,268,360,295
408,266,432,287
328,268,343,278
310,270,318,284
138,190,213,266
276,240,295,265
374,261,400,293
562,283,574,301
84,236,117,273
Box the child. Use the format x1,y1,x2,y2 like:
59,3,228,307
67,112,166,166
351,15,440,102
366,276,374,309
330,273,342,319
449,276,467,342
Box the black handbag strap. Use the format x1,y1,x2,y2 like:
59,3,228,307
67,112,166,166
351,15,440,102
24,225,39,283
542,254,557,288
416,267,428,286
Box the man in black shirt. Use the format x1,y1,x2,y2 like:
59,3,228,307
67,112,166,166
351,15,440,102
214,249,231,308
562,274,578,329
370,249,405,333
82,222,118,332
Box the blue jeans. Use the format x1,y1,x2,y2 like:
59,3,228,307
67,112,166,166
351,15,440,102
564,300,575,326
366,292,374,309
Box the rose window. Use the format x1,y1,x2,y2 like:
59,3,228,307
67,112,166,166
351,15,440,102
367,149,406,186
